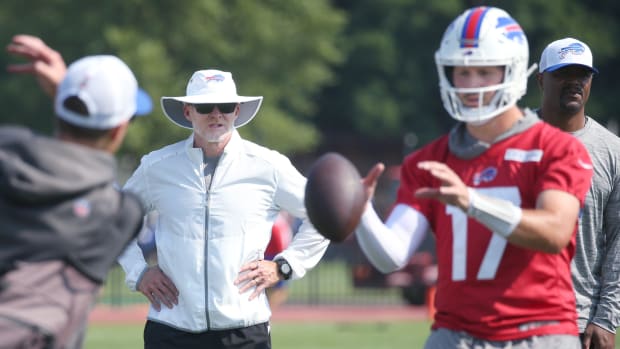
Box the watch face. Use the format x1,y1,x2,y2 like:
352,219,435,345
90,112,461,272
278,259,292,279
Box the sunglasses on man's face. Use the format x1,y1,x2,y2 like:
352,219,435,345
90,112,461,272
193,103,238,114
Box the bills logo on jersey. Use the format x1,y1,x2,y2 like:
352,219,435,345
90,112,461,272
473,166,498,186
496,16,525,44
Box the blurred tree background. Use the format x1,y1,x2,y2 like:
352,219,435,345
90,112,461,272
0,0,618,176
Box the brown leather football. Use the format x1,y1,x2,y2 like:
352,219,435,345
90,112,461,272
304,152,366,243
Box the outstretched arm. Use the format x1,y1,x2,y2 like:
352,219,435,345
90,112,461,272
355,163,430,273
6,34,66,97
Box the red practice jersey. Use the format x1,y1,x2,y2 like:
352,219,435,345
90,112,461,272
396,121,592,341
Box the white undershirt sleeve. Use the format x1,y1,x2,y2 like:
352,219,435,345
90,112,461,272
355,203,430,274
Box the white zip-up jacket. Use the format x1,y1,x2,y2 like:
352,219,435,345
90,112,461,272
118,131,329,332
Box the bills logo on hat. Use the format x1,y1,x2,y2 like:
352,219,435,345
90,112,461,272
205,74,225,82
558,42,586,59
79,75,90,89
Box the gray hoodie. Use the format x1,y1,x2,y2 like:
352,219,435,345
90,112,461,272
0,126,143,283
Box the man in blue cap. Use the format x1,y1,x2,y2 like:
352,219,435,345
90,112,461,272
537,37,620,349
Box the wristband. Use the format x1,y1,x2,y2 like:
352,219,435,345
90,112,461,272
466,188,522,238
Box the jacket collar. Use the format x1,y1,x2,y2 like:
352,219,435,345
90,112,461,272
183,130,243,164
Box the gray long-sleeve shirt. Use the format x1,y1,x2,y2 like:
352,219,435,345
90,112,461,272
571,116,620,333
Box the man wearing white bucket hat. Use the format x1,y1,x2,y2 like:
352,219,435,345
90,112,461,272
118,69,329,348
537,37,620,349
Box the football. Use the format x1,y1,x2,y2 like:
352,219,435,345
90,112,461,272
304,152,366,242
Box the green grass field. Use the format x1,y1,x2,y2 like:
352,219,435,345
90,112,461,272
93,261,620,348
84,320,432,349
85,320,620,348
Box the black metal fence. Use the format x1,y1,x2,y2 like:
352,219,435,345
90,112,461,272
98,240,415,307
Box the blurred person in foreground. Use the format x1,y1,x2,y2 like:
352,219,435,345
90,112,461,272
0,35,151,348
117,68,329,348
355,7,593,349
537,37,620,349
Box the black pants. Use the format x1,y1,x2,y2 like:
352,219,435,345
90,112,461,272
144,320,271,349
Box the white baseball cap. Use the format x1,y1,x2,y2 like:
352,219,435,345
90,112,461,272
538,37,598,74
161,69,263,129
54,55,152,130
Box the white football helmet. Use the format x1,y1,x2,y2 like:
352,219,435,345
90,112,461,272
435,6,536,124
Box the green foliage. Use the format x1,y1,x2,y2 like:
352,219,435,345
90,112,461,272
2,0,619,165
315,1,459,147
0,0,346,164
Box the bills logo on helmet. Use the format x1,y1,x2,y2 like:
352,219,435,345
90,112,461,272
496,16,525,44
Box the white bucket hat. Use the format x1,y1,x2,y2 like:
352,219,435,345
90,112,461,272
161,69,263,129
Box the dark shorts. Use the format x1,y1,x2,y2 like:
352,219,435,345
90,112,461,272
144,320,271,349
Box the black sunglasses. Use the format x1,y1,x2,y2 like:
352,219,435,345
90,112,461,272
193,103,238,114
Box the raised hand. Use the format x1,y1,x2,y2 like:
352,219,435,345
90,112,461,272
6,34,67,97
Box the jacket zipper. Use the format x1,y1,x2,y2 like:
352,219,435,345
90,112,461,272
204,161,216,330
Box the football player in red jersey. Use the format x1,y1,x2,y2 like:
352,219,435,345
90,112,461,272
355,6,593,349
